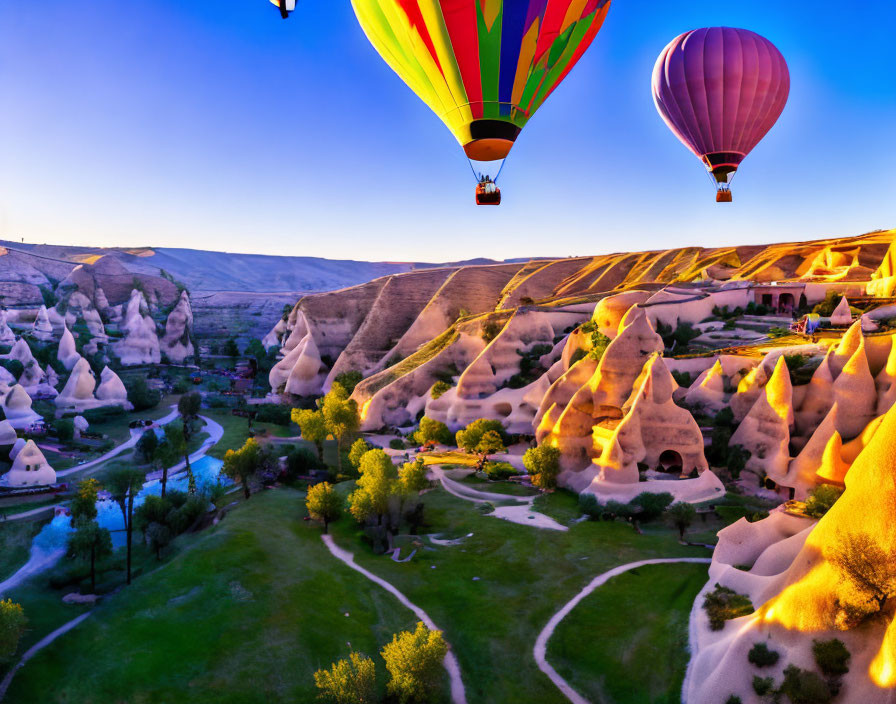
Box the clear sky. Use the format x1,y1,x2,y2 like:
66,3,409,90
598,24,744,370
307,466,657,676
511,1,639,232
1,1,894,262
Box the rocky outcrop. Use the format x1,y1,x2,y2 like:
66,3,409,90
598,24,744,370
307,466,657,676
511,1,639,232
794,349,834,436
684,359,728,411
2,384,41,429
95,366,133,409
591,290,652,339
57,324,81,370
0,312,15,345
161,290,194,364
113,289,160,365
831,340,877,440
31,305,53,341
2,440,55,487
829,296,853,325
56,357,98,410
284,334,326,397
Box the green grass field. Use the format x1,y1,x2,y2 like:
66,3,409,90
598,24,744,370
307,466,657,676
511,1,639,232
547,562,709,704
0,516,50,582
6,475,713,703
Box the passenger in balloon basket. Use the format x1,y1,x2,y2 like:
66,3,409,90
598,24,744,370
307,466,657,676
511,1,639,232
475,177,501,206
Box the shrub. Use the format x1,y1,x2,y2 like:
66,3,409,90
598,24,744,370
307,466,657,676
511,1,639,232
804,484,843,518
415,417,453,446
481,320,502,343
349,438,374,469
253,404,292,426
389,438,406,451
313,651,376,704
748,642,781,668
53,418,75,444
172,378,192,394
456,419,508,451
703,584,755,630
126,377,162,412
752,676,775,696
483,461,517,481
629,492,674,522
0,599,26,661
381,622,447,704
285,447,319,480
725,696,742,704
779,664,833,704
334,371,363,394
430,381,451,399
812,639,850,677
0,359,24,379
813,290,843,317
523,445,561,490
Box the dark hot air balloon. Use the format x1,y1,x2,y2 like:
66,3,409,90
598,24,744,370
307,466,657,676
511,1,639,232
271,0,295,19
351,0,613,205
652,27,790,203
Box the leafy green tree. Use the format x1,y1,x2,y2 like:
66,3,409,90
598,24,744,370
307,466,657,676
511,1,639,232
292,408,328,464
473,430,505,470
70,479,100,522
524,445,561,490
414,417,452,447
159,424,187,498
67,520,112,593
805,484,843,518
827,531,896,625
334,371,363,394
812,639,851,677
780,664,833,704
349,438,373,470
223,337,240,358
667,501,697,540
455,418,506,453
106,467,145,585
53,418,75,444
348,450,398,527
136,429,158,464
748,642,780,668
322,383,359,474
222,437,269,499
0,600,26,661
313,651,377,704
399,459,428,494
178,391,202,493
126,376,162,411
305,482,342,533
134,495,174,560
381,622,448,704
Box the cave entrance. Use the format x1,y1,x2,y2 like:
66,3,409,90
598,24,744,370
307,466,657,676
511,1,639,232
658,450,683,474
778,293,795,315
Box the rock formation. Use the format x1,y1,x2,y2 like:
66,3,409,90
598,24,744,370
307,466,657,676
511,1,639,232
161,290,194,364
284,333,326,397
95,366,133,409
0,420,17,460
592,291,651,339
684,359,728,411
57,324,81,371
2,440,56,487
55,357,98,410
731,357,794,483
875,337,896,416
31,305,54,341
2,384,41,429
831,340,877,440
794,349,834,436
0,312,15,345
113,289,161,365
829,295,853,326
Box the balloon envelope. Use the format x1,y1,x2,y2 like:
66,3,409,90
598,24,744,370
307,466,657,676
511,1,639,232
652,27,790,184
351,0,612,163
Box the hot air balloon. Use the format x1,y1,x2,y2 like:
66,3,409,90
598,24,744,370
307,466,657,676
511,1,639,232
351,0,612,205
652,27,790,203
270,0,295,19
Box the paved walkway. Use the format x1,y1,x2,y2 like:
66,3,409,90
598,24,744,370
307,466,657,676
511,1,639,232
533,557,712,704
0,611,92,701
321,534,468,704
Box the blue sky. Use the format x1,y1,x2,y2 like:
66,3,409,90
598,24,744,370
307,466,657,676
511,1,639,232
0,1,894,262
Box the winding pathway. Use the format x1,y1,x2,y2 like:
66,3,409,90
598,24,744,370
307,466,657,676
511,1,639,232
533,557,712,704
320,534,468,704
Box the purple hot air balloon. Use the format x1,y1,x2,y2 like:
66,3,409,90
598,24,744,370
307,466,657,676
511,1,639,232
652,27,790,202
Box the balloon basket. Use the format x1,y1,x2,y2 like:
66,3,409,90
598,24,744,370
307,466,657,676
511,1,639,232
475,186,501,206
716,190,733,203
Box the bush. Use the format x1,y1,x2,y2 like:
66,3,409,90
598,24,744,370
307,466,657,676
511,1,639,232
523,445,561,490
804,484,843,518
703,584,755,630
752,676,775,696
456,419,508,452
780,664,833,704
812,639,850,677
430,381,451,399
389,438,405,451
813,290,843,317
629,492,674,522
414,417,453,446
81,405,127,424
724,697,742,704
334,371,363,394
748,642,781,668
253,404,292,426
53,418,75,444
172,378,192,394
483,462,517,480
0,359,23,380
126,377,162,412
285,447,320,481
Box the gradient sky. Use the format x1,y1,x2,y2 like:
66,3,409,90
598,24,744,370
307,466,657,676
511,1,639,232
1,1,894,262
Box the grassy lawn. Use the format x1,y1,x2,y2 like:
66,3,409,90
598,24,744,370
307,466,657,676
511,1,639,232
459,475,538,497
6,490,448,704
327,486,711,703
547,562,709,704
201,408,296,460
87,395,181,443
0,516,51,581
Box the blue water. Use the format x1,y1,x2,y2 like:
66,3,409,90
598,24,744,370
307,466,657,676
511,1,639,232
32,456,226,550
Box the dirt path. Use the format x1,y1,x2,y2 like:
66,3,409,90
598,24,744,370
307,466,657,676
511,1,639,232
534,557,712,704
320,534,467,704
0,611,92,701
429,466,567,532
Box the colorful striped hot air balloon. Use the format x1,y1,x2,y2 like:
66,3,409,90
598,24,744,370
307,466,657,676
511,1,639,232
652,27,790,203
351,0,613,205
270,0,295,19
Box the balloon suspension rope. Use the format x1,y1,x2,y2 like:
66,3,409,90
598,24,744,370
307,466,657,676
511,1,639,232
469,158,508,184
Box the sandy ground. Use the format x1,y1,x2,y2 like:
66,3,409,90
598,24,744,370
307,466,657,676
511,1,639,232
534,557,713,704
321,534,467,704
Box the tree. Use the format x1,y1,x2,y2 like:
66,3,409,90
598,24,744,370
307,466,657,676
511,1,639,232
53,418,75,444
381,622,448,704
178,391,202,494
473,430,505,471
399,459,428,494
158,424,187,498
67,520,112,593
827,531,896,625
313,651,376,704
322,383,360,474
812,639,851,677
0,600,26,661
106,467,145,585
306,482,342,533
136,429,159,464
70,479,100,522
334,371,363,395
414,417,452,447
126,376,162,411
348,450,398,526
349,438,373,470
223,337,240,357
667,501,697,540
524,445,561,491
134,495,174,560
455,419,506,454
222,437,269,499
292,408,328,464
